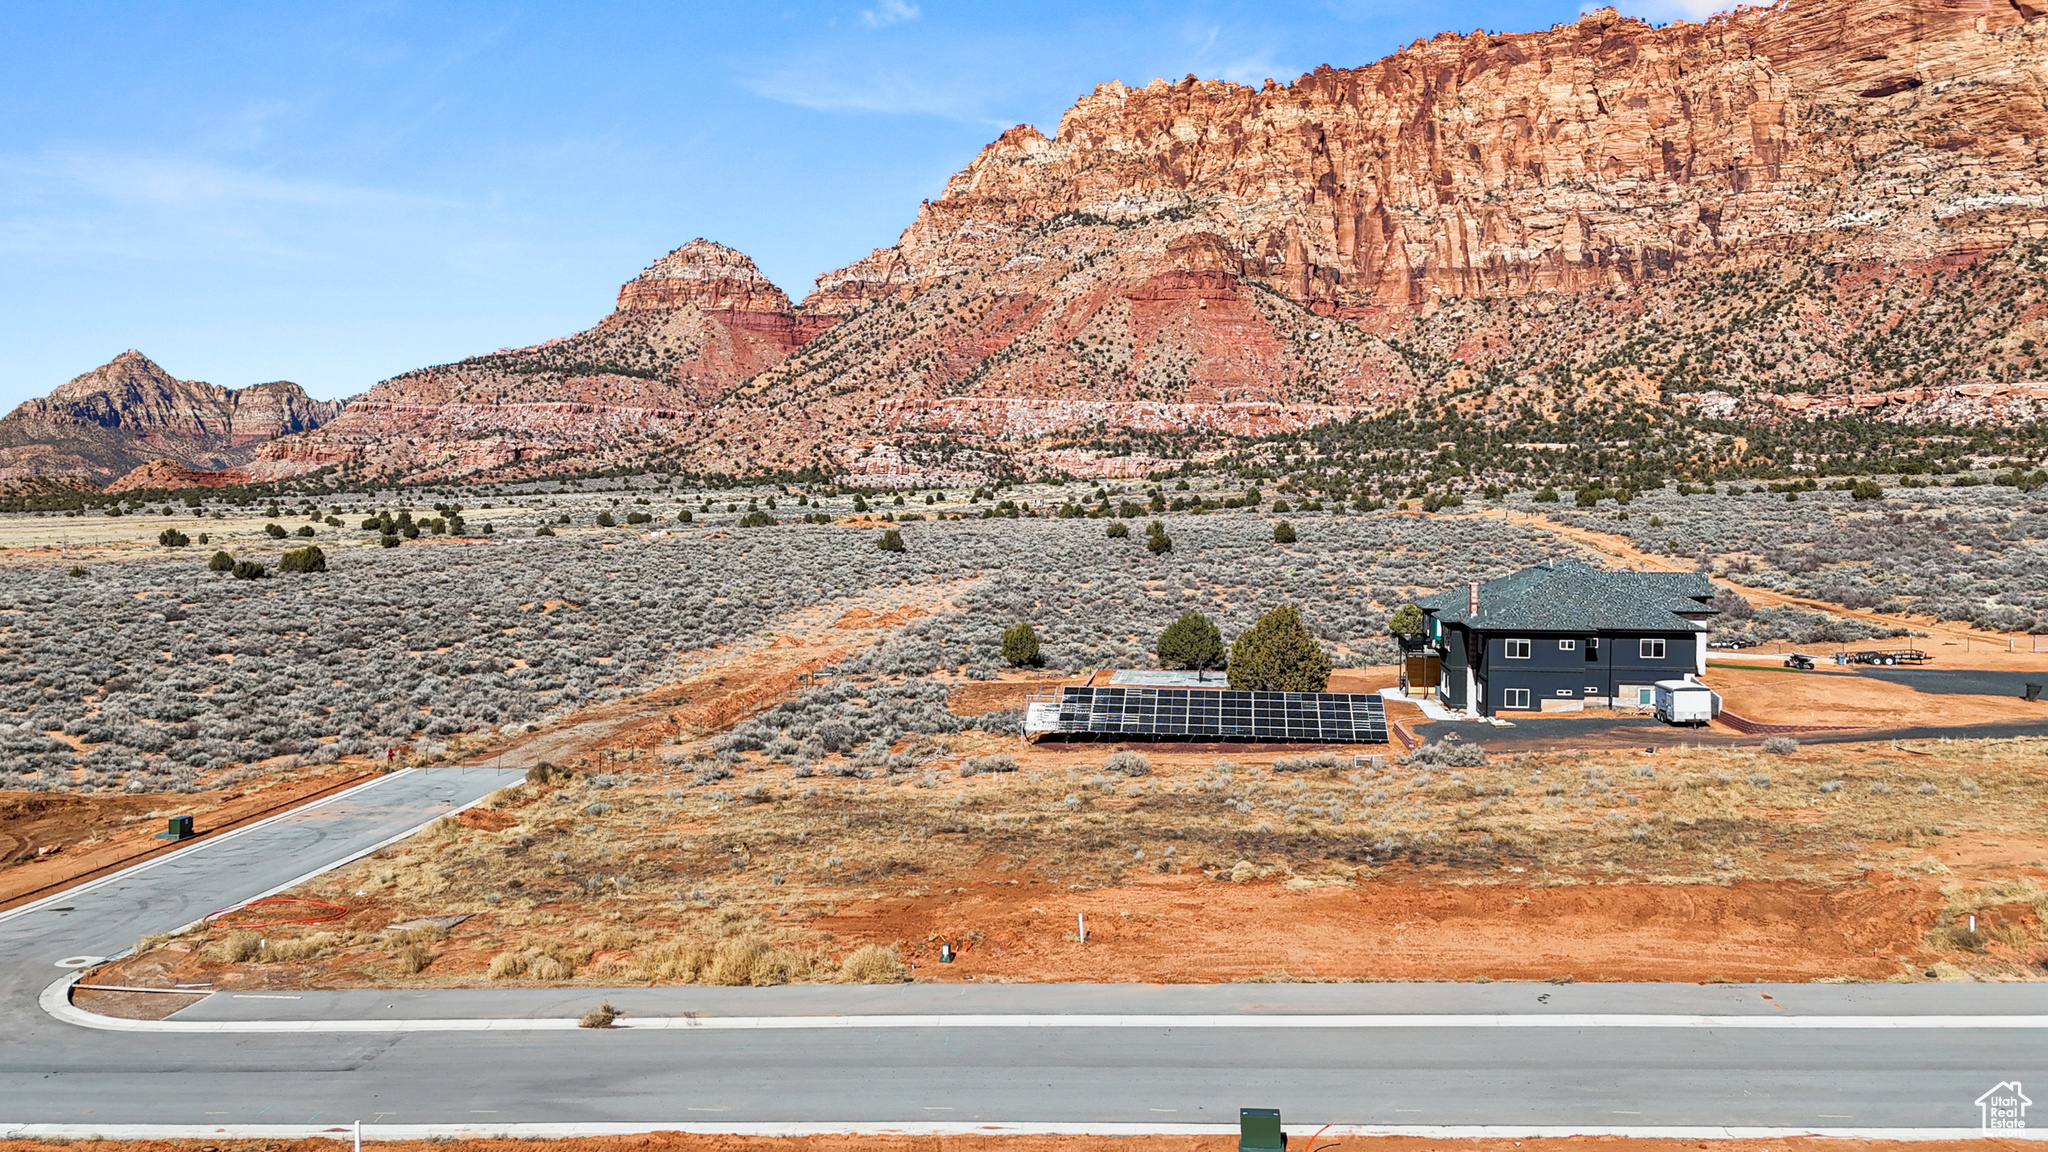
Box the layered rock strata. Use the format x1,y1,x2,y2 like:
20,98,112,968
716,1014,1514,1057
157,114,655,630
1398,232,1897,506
250,240,836,481
257,0,2048,482
0,351,342,483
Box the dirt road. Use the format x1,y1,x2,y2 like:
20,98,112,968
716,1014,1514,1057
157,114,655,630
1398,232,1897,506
1514,511,2048,670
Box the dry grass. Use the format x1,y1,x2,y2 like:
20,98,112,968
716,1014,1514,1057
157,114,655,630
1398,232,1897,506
838,944,907,984
160,731,2048,987
209,930,261,964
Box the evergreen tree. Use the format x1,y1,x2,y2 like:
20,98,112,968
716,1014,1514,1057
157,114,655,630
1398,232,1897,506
207,550,234,572
280,545,327,574
877,528,905,552
1145,520,1172,555
1001,621,1042,667
1155,611,1225,672
1272,521,1296,544
1227,605,1331,692
1388,603,1427,636
1106,521,1129,538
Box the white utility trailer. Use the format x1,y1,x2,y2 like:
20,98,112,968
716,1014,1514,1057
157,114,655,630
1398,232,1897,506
1654,678,1721,727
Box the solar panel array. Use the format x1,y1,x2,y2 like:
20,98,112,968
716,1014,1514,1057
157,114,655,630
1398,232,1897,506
1053,686,1388,743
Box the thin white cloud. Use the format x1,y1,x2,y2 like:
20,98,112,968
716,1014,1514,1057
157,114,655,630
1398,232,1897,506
1178,23,1287,87
743,62,992,122
860,0,920,28
0,152,475,267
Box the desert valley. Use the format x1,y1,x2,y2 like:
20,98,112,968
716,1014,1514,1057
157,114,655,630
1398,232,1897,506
4,0,2048,1146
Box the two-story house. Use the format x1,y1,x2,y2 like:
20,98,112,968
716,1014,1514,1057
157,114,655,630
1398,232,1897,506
1414,562,1719,717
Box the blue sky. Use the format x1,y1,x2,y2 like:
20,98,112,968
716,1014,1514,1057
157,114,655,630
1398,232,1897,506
0,0,1712,409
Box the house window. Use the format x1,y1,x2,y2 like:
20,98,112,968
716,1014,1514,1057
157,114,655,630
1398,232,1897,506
1585,638,1599,662
1555,688,1573,697
1638,687,1656,705
1503,688,1531,708
1505,638,1532,659
1559,639,1577,651
1640,638,1667,659
1585,686,1600,696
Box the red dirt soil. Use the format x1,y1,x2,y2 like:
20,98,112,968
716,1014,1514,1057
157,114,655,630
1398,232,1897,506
0,769,378,911
814,870,1945,984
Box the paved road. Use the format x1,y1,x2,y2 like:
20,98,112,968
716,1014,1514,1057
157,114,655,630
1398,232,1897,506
2,765,2044,1138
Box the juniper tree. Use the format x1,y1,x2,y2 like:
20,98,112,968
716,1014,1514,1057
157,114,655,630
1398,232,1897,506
1001,622,1042,667
1155,611,1224,672
1145,520,1172,555
1227,604,1331,692
280,545,326,574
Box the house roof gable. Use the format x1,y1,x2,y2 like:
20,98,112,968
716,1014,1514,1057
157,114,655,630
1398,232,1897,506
1417,561,1717,634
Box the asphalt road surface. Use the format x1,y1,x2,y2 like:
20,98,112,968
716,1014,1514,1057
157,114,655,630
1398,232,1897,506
2,765,2043,1138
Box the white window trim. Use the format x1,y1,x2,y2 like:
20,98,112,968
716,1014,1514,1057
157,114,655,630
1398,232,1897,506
1641,638,1667,659
1555,688,1573,697
1505,638,1532,659
1503,688,1531,709
1585,686,1601,695
1558,639,1577,651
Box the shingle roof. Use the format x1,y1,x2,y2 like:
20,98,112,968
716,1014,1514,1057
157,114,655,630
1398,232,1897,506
1416,561,1717,633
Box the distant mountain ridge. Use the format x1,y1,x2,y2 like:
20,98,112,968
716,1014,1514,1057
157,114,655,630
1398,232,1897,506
177,0,2048,483
0,351,343,484
246,240,840,482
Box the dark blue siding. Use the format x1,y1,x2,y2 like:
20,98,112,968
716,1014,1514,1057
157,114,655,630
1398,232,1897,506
1439,625,1698,716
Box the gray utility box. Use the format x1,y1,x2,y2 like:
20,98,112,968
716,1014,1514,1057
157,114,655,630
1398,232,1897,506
1240,1108,1285,1152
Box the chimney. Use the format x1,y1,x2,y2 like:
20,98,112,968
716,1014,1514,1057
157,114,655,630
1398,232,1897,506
1468,581,1480,617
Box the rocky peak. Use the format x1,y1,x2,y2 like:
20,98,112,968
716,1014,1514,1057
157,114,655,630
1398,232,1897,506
0,352,344,482
615,238,795,313
47,349,183,404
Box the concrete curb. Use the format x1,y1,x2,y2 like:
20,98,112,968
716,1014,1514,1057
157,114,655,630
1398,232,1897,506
40,766,523,1033
42,984,2048,1033
0,1122,2036,1141
0,769,422,928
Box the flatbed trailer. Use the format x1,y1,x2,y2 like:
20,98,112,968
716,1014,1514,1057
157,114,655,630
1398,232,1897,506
1836,648,1932,666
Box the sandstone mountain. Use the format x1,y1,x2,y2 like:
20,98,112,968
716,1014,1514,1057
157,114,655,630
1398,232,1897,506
248,240,836,482
0,351,343,484
259,0,2048,484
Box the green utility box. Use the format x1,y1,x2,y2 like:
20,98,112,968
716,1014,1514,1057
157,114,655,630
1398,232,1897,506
155,815,195,841
1240,1108,1285,1152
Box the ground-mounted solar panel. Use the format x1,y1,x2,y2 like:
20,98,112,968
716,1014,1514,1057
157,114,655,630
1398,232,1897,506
1048,686,1387,743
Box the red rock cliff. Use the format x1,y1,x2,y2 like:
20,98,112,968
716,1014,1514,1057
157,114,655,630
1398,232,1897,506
0,351,343,483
